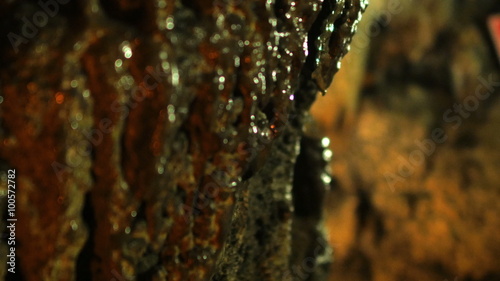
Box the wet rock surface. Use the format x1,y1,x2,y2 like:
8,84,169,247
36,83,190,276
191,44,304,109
0,0,365,280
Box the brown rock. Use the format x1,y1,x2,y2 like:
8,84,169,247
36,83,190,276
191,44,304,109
0,0,366,281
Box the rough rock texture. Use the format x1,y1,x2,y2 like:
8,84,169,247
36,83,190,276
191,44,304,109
0,0,366,281
311,0,500,280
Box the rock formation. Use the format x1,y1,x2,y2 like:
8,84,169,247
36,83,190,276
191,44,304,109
0,0,366,280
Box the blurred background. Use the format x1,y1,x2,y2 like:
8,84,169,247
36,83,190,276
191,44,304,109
311,0,500,280
2,0,500,280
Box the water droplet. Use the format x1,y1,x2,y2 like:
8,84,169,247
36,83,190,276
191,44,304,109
321,173,332,185
210,34,221,44
82,89,90,98
121,42,133,59
91,3,99,13
167,105,176,123
125,227,131,234
303,40,308,56
323,149,333,161
166,17,175,30
131,211,137,218
70,80,78,88
321,137,330,148
157,0,166,8
157,164,164,175
70,220,78,231
115,59,123,69
260,127,271,139
171,66,179,86
55,92,65,104
73,42,82,51
225,99,233,111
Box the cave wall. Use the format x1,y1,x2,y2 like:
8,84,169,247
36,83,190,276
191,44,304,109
0,0,366,281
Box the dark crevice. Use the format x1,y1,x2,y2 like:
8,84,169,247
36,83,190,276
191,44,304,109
119,112,130,194
454,132,478,149
254,218,266,246
262,101,276,122
373,216,385,245
302,0,335,79
241,155,256,181
460,159,483,190
295,0,339,109
231,86,244,127
292,136,327,219
180,0,215,17
99,0,154,32
75,137,99,280
355,188,372,233
180,0,201,14
76,192,96,281
135,201,147,222
135,271,154,281
136,246,160,280
342,249,373,280
404,193,419,219
334,107,346,131
273,0,288,20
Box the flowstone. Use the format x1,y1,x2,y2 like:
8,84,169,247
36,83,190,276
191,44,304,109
0,0,366,280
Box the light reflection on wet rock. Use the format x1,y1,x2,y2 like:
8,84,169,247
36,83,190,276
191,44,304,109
0,0,366,280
